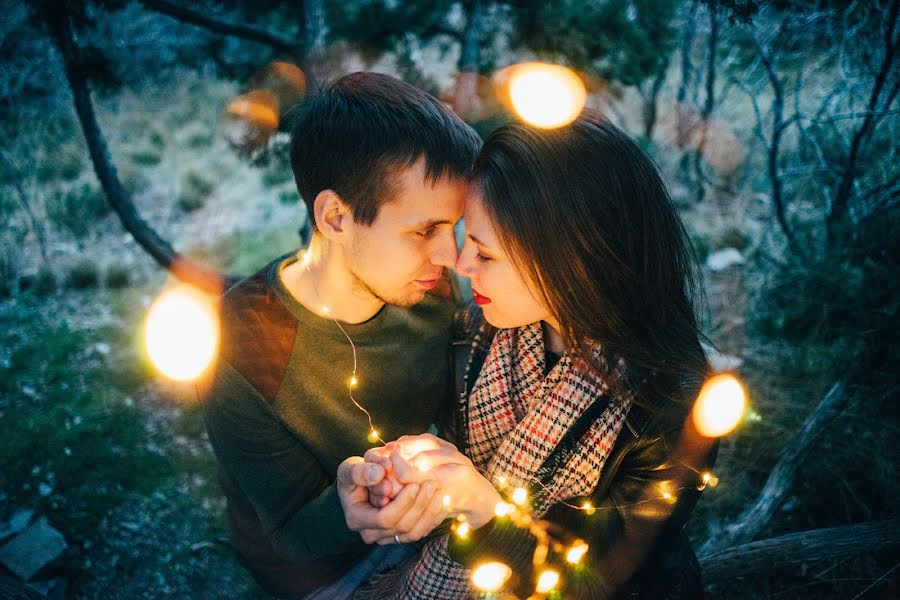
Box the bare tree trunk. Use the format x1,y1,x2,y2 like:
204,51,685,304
701,382,848,554
641,63,668,140
676,2,698,180
300,0,328,93
451,0,485,117
755,34,802,257
0,150,49,266
692,2,718,203
700,518,900,583
827,0,899,247
676,2,697,126
45,3,235,295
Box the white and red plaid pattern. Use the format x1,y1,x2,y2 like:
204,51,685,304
355,323,630,599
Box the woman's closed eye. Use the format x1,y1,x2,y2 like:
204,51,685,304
475,252,491,263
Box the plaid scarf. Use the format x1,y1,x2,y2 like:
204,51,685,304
354,322,631,599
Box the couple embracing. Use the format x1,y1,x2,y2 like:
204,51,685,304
201,72,715,600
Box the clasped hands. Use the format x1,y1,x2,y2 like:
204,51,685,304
336,433,501,545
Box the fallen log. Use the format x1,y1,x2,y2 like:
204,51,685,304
701,381,848,554
700,518,900,583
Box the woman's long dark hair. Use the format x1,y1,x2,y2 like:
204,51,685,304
473,111,709,409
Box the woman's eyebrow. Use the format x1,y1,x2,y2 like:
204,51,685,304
467,233,489,246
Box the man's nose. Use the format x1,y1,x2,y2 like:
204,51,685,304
430,230,459,270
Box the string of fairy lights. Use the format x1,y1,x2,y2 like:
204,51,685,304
143,61,747,599
300,244,741,598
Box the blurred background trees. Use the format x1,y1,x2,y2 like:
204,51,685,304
0,0,897,597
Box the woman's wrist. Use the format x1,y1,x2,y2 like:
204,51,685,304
464,481,503,529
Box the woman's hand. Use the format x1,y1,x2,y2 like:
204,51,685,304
364,434,447,507
389,435,502,530
336,455,444,545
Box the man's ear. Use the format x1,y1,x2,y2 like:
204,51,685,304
313,190,351,241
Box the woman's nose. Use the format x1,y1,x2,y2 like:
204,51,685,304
455,243,476,277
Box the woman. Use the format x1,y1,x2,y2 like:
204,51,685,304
354,111,715,599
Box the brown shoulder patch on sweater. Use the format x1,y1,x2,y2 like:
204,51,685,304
219,264,297,404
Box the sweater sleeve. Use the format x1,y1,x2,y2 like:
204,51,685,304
201,360,363,561
448,423,712,599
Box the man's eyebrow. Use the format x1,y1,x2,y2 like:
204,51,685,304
410,218,455,229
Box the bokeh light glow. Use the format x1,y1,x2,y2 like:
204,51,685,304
471,561,512,592
692,374,747,437
535,569,560,594
144,285,219,381
504,63,587,128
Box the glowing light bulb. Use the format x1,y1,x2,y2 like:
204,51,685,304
144,285,219,381
504,63,587,129
581,501,596,515
456,521,470,538
349,375,359,387
321,305,330,315
662,491,674,501
512,487,528,506
495,475,508,488
494,501,514,517
566,540,589,564
471,562,512,592
692,374,747,437
535,569,560,594
367,429,380,443
443,495,452,508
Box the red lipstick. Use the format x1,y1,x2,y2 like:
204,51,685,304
473,290,492,305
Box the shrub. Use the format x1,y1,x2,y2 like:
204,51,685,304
148,128,167,150
45,183,110,239
278,189,299,205
33,266,57,296
130,149,162,166
68,260,100,290
262,165,292,188
37,146,84,182
176,171,214,212
105,264,130,289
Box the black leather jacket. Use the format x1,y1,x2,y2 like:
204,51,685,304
443,304,717,599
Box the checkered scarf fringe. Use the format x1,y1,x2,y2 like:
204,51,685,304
353,323,630,600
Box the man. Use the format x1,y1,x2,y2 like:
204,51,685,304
201,72,481,598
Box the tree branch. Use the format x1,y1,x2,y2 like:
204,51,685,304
137,0,297,53
700,519,900,583
45,2,237,294
827,0,899,245
701,382,849,554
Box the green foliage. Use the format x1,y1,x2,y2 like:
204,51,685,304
45,182,110,239
130,148,163,166
278,188,300,205
104,263,130,289
190,226,301,277
32,266,57,296
119,164,150,197
68,259,100,290
327,0,457,51
0,314,170,540
177,171,215,212
511,0,680,85
37,146,85,182
261,163,292,188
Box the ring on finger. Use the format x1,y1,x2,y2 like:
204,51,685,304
394,534,402,544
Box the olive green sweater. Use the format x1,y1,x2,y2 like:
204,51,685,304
201,253,455,597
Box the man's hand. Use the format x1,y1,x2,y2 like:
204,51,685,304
389,439,502,530
336,456,444,544
363,434,449,507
